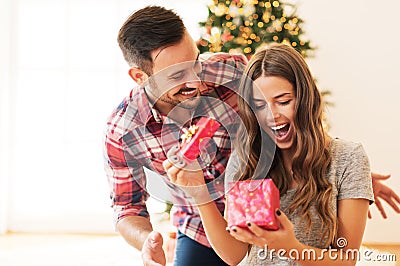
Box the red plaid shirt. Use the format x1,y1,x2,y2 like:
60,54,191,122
104,53,247,247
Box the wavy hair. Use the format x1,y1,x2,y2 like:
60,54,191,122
235,43,336,246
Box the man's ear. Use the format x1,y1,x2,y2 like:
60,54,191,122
128,67,149,85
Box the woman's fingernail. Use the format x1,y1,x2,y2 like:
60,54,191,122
276,209,281,216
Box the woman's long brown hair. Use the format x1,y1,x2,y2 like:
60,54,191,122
235,43,336,246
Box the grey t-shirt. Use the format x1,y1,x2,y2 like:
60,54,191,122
225,138,374,266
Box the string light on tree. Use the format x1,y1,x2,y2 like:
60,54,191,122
197,0,314,57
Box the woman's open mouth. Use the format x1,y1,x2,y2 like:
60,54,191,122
270,123,291,141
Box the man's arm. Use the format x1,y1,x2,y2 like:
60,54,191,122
104,130,166,265
199,52,247,91
118,216,166,266
117,216,153,250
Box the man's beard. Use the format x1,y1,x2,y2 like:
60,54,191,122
158,88,201,110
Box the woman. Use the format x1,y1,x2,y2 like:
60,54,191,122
164,43,373,265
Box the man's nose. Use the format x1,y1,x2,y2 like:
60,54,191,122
185,70,201,87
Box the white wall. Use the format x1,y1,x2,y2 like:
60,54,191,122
7,0,131,233
1,0,210,234
0,0,13,234
296,0,400,243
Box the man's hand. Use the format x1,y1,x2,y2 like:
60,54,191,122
141,231,166,266
369,172,400,219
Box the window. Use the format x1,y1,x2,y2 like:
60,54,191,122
4,0,208,233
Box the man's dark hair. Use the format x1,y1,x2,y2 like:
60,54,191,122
117,6,186,75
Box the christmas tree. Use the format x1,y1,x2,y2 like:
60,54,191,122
197,0,314,57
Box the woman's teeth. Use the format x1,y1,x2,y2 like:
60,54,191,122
271,124,287,131
270,123,290,138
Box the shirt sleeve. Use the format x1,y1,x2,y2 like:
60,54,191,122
104,131,150,228
337,143,374,204
199,52,247,90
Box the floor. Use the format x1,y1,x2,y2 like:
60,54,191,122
0,233,399,266
0,233,143,266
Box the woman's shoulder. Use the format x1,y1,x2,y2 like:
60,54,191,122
328,138,373,202
329,138,367,160
328,137,370,181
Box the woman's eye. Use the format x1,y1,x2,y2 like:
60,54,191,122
279,100,291,106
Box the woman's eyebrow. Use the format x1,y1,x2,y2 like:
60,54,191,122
274,92,291,99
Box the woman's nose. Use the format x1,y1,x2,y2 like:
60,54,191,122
266,105,281,122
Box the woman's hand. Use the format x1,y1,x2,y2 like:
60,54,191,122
227,209,301,253
163,145,210,202
163,145,205,186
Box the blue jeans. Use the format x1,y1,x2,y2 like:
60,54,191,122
173,231,229,266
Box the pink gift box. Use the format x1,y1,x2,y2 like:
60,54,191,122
227,179,280,230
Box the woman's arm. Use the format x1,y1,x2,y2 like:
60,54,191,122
297,198,369,265
197,200,249,265
162,159,248,265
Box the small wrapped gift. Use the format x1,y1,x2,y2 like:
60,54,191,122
179,117,220,161
227,179,280,230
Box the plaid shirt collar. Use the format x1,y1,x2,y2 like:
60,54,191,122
136,85,180,127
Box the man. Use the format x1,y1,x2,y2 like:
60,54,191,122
105,6,245,266
104,6,400,266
